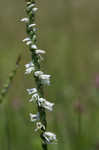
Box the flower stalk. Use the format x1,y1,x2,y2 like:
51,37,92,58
21,0,57,149
0,55,21,104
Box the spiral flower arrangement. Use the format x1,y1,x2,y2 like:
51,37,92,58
21,0,57,150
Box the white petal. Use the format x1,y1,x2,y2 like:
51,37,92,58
27,2,31,5
33,27,37,32
25,67,35,74
40,74,51,80
26,40,32,46
29,24,36,28
31,44,37,49
39,74,51,85
34,71,44,77
28,3,35,9
35,50,46,54
29,93,39,102
43,132,57,144
38,98,54,111
25,62,34,68
32,7,38,12
35,122,45,132
21,18,29,23
29,113,39,122
27,88,37,95
22,37,30,42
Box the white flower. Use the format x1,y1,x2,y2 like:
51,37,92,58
32,7,38,12
21,18,29,23
43,132,57,144
31,44,37,49
26,40,32,46
29,24,36,28
27,88,37,95
25,62,35,74
28,3,35,9
35,50,46,54
29,93,39,102
25,62,34,68
33,27,37,32
35,122,45,132
38,98,54,111
25,67,35,74
34,71,44,77
34,71,51,85
30,113,39,122
39,74,51,85
22,37,30,43
27,2,31,5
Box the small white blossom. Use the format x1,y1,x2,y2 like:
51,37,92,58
29,24,36,28
22,37,30,43
31,44,37,49
27,2,31,5
25,67,35,74
35,122,45,132
32,7,38,12
33,27,37,32
26,40,32,46
39,74,51,85
43,132,57,144
38,98,54,111
35,50,46,54
28,3,35,9
21,18,29,23
27,88,37,95
25,62,35,74
25,62,34,68
34,71,44,77
29,93,39,102
30,113,40,122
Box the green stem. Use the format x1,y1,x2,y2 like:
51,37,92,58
78,111,82,149
5,104,11,150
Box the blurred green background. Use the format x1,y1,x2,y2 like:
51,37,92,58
1,0,99,150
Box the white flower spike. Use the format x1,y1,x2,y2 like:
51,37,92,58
22,0,57,147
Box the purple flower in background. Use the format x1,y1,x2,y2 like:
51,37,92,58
95,74,99,88
12,99,22,110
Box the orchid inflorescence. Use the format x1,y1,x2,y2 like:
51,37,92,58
21,0,57,149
